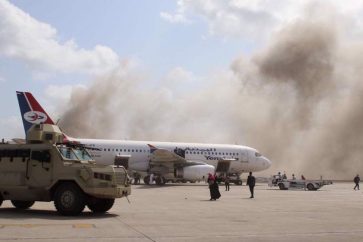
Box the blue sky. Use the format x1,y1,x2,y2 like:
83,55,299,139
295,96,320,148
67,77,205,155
1,0,363,139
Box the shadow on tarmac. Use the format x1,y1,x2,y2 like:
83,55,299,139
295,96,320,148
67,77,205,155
0,207,118,220
133,183,244,189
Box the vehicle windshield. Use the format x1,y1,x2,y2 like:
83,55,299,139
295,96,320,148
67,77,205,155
57,145,93,162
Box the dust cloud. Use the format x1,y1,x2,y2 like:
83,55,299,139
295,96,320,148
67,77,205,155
59,8,363,179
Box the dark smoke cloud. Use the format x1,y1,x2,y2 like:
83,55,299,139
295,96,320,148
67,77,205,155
59,9,363,179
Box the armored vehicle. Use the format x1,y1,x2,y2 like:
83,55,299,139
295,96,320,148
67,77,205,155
0,124,131,215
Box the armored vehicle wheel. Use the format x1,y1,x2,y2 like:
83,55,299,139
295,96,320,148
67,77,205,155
278,183,286,190
307,183,315,191
0,196,3,207
11,200,34,209
235,180,242,185
54,182,86,216
87,198,115,213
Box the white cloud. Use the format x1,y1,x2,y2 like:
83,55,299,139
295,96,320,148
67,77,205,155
0,0,120,75
0,75,6,83
0,115,23,139
161,0,363,40
160,12,189,24
160,0,191,24
163,66,196,85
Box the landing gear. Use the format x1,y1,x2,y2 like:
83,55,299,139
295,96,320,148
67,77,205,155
143,175,150,185
144,175,166,185
155,176,166,185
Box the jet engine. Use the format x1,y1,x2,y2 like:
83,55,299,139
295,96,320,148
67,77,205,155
174,164,215,180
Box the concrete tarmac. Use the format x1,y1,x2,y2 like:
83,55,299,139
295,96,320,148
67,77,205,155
0,182,362,242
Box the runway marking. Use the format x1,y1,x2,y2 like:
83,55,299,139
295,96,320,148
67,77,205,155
0,223,95,229
72,223,95,229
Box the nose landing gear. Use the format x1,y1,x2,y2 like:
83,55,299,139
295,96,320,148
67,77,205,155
143,175,166,185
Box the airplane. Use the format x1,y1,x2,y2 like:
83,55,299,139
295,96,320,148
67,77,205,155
16,91,272,185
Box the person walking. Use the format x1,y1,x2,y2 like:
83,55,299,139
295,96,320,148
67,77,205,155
207,173,221,200
207,173,215,200
246,172,256,198
212,176,221,200
225,175,230,191
354,174,360,190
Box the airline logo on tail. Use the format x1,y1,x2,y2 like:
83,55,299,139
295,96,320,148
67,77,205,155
16,91,54,134
23,111,47,123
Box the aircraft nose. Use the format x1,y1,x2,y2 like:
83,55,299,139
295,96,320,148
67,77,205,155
258,157,271,170
264,157,272,168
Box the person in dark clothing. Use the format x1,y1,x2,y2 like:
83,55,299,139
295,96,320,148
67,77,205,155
207,173,215,200
212,178,221,200
225,175,230,191
207,173,221,200
246,172,256,198
354,174,360,190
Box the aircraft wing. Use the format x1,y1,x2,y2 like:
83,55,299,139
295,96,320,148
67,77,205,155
148,144,236,169
11,138,26,144
148,144,186,166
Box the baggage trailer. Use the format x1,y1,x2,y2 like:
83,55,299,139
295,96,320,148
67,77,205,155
268,175,332,190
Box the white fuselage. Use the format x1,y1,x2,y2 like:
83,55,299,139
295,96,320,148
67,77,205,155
74,138,271,178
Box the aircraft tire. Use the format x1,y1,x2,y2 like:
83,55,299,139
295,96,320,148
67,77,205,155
54,182,86,216
87,198,115,213
155,176,166,185
11,200,35,209
144,176,150,185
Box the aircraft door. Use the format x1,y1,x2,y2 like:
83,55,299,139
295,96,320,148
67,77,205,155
216,161,231,173
114,155,130,169
26,150,52,187
240,150,248,163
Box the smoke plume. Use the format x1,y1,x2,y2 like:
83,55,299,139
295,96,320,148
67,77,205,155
60,8,363,179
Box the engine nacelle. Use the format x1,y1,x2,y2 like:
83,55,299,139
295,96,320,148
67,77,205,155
174,164,215,180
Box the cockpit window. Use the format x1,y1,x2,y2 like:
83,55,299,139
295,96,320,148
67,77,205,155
73,148,93,161
57,145,93,162
255,152,262,157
